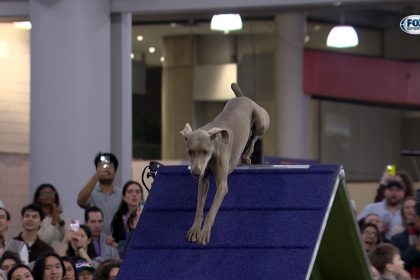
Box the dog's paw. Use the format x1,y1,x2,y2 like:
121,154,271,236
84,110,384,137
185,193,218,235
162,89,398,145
197,225,211,245
186,225,201,243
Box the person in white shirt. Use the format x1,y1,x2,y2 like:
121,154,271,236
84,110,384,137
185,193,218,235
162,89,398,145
359,177,406,240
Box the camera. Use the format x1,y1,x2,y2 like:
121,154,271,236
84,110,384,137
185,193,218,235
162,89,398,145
100,155,110,169
70,219,80,232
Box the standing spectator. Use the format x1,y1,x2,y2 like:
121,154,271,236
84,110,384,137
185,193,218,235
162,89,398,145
0,207,28,264
84,207,119,263
359,178,406,240
33,183,68,251
13,204,53,264
375,168,415,203
32,252,65,280
111,180,144,257
77,153,122,234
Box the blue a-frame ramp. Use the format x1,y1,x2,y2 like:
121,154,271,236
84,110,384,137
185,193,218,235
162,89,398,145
117,165,372,280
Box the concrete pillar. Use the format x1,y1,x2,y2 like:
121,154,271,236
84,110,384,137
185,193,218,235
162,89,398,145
274,13,310,159
111,13,132,187
161,35,194,160
30,0,112,220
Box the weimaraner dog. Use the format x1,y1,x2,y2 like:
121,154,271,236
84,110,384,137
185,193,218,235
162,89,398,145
180,83,270,245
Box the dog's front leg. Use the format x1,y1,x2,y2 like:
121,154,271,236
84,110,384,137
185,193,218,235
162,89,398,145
198,174,228,245
186,176,209,243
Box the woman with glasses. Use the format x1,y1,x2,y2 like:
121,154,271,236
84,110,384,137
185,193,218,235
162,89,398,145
33,183,68,251
361,223,381,253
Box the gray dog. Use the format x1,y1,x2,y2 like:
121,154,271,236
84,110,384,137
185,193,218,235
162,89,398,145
180,83,270,245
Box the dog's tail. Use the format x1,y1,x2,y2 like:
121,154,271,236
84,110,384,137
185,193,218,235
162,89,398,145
231,83,244,97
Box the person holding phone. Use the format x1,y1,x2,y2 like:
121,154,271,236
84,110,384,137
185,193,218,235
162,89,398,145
57,224,97,265
359,178,406,240
77,153,122,235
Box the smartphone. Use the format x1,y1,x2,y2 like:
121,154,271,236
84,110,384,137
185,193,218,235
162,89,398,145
386,164,396,176
100,155,110,169
70,219,80,232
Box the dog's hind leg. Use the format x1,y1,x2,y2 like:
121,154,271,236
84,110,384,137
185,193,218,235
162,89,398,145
186,175,209,243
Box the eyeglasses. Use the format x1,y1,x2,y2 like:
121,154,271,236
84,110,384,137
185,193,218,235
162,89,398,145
39,191,56,197
363,231,378,238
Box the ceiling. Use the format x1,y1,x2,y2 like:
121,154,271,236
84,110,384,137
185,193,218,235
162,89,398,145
131,2,420,65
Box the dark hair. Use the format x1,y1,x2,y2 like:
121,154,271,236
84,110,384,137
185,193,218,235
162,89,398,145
33,183,62,208
94,152,119,171
94,259,121,280
0,251,23,268
369,243,400,274
0,234,4,248
0,208,11,221
397,170,415,198
61,256,77,280
361,223,381,245
84,206,103,223
7,264,33,280
21,203,45,220
32,251,65,280
67,225,98,259
111,180,143,242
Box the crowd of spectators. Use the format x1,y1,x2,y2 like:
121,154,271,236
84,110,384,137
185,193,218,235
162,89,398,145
358,166,420,280
0,152,141,280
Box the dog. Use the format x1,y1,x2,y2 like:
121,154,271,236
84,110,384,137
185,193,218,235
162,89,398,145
180,83,270,245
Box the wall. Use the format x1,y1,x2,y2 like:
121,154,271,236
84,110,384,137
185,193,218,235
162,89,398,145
0,23,30,236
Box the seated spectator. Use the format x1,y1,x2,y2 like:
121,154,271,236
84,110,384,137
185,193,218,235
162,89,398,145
14,204,54,264
7,264,34,280
391,196,416,237
359,178,405,240
369,243,410,280
75,259,95,280
0,207,29,264
111,180,144,257
391,211,420,278
61,256,77,280
361,223,381,253
33,183,68,251
94,259,121,280
0,251,22,275
84,207,119,263
57,224,97,265
32,252,65,280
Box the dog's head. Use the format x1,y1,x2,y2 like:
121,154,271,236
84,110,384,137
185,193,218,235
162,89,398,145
180,123,228,178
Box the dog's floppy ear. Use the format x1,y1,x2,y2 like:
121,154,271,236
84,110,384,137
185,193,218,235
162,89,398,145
180,123,192,139
208,127,229,145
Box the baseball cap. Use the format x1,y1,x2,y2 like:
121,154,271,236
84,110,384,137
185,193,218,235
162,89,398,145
384,179,405,190
75,260,95,274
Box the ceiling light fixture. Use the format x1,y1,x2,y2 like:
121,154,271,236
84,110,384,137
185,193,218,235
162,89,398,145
148,47,156,54
136,35,143,42
210,14,242,34
326,12,358,48
327,25,358,48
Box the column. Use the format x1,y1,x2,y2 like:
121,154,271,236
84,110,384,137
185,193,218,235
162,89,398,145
111,13,132,187
274,14,310,159
30,0,112,220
